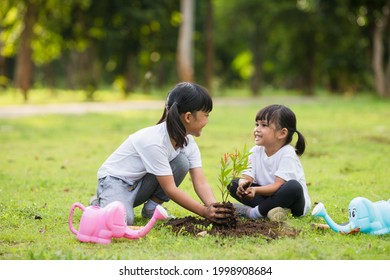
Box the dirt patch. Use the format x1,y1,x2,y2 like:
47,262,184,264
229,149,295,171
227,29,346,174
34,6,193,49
162,216,299,239
159,202,300,239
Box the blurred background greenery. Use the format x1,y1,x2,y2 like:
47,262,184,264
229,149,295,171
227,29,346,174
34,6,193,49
1,0,390,102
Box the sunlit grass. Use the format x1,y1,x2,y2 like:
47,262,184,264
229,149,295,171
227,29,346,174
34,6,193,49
0,87,164,105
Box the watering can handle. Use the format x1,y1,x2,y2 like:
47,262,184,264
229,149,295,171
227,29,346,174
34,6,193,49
68,202,85,235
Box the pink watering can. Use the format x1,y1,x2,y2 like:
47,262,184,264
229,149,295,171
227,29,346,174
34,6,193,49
68,201,168,244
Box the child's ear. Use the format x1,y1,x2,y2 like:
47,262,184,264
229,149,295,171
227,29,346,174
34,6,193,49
182,112,192,124
278,128,288,139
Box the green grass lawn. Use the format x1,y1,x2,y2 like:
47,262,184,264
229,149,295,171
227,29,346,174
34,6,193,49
0,93,389,260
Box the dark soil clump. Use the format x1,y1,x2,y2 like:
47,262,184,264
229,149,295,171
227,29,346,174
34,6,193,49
163,216,299,239
160,202,299,239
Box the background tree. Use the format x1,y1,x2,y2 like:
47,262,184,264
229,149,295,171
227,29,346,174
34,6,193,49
1,0,390,99
365,0,390,97
177,0,195,82
14,0,38,101
88,0,179,96
0,0,92,100
203,0,214,92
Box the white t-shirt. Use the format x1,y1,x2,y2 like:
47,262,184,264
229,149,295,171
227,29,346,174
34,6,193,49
242,145,311,215
97,122,202,185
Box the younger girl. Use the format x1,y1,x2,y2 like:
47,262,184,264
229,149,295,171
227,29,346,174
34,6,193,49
93,82,232,225
229,104,311,221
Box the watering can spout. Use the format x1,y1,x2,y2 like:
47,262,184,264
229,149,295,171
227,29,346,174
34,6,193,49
312,202,353,233
124,205,169,239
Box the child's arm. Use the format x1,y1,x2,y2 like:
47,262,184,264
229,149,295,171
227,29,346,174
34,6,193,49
157,175,208,215
157,174,232,223
244,176,285,198
189,167,217,206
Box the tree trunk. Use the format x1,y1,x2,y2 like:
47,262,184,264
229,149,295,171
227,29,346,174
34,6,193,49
372,20,386,97
64,51,75,89
250,25,262,96
385,27,390,97
0,28,6,89
300,29,316,96
177,0,195,82
0,54,6,89
15,1,38,102
66,47,100,101
124,54,138,96
372,0,390,97
204,0,214,93
44,63,56,94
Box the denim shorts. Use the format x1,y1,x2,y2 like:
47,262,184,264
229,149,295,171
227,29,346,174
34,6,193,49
97,176,140,225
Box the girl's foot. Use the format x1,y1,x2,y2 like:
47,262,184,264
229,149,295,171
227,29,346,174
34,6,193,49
233,203,251,217
267,207,291,222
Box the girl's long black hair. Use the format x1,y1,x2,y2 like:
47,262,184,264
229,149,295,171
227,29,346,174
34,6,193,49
157,82,213,148
256,104,306,156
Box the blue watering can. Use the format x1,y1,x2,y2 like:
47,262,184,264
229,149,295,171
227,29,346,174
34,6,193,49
312,197,390,235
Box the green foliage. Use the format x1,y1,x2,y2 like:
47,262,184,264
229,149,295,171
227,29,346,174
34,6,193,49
0,92,390,260
232,51,253,80
0,4,22,56
1,0,388,96
218,146,251,202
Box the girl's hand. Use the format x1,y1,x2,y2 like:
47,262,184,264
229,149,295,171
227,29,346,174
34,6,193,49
236,178,252,198
202,203,233,224
242,186,256,199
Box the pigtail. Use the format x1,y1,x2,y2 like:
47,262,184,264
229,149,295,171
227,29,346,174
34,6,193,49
166,102,188,148
258,104,306,156
157,107,168,124
295,130,306,156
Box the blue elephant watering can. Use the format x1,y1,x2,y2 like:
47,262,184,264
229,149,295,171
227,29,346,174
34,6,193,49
312,197,390,235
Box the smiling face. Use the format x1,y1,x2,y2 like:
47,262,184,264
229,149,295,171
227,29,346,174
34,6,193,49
254,119,277,146
348,198,370,224
182,110,210,137
253,119,287,156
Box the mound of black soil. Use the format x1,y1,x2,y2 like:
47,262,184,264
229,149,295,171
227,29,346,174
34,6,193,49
162,216,299,239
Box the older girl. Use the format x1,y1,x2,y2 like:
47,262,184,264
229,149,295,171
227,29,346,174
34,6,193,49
93,82,232,225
